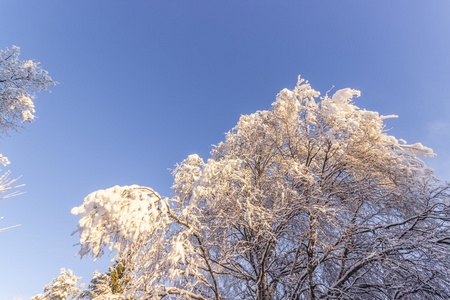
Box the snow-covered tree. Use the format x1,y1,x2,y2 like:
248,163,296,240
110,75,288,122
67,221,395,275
0,46,56,231
72,76,450,299
0,46,57,134
31,268,84,300
81,261,131,299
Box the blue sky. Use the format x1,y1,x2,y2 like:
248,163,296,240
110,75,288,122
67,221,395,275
1,1,449,298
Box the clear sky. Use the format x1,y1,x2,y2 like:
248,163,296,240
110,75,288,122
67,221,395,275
1,1,449,298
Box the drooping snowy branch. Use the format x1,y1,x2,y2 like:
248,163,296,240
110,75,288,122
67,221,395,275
72,184,221,299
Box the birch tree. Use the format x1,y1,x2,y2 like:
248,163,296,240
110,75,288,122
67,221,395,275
72,76,450,299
